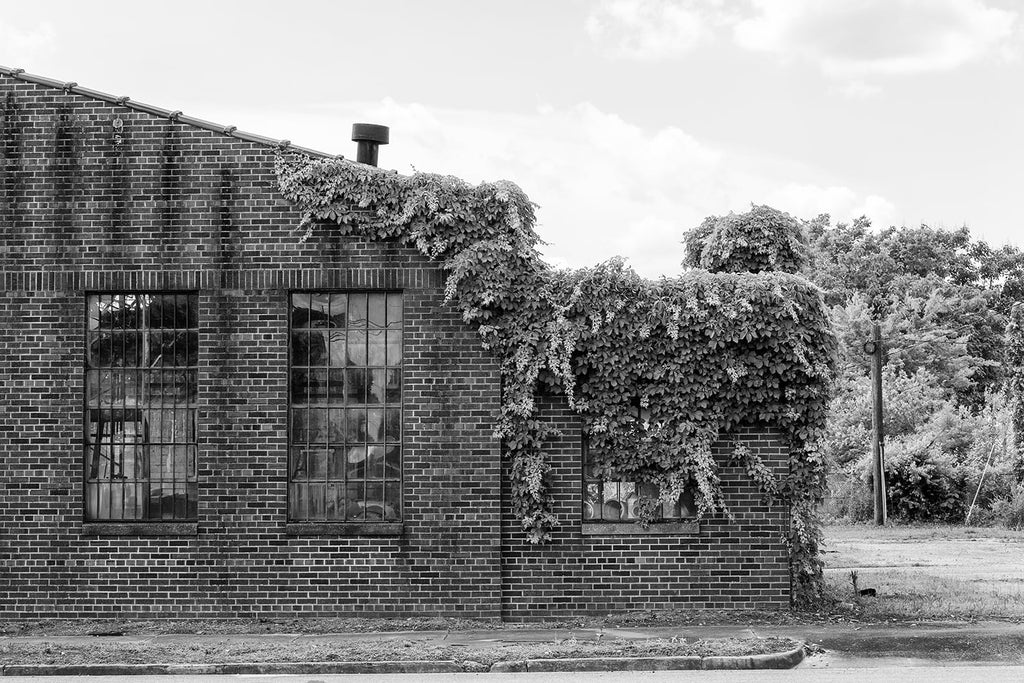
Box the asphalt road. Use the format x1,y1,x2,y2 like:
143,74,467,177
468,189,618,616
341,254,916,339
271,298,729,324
5,669,1024,682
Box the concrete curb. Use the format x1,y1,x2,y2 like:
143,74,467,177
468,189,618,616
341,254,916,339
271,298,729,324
490,643,806,672
0,644,803,675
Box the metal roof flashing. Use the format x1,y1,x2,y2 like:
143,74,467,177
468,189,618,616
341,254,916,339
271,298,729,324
0,65,339,160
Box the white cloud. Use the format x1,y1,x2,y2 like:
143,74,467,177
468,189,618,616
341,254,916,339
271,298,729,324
828,80,883,99
734,0,1017,78
765,183,897,227
0,21,56,66
584,0,730,60
191,98,896,278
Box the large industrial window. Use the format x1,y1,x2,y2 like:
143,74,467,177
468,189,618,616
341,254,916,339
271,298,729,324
289,292,402,522
84,293,198,521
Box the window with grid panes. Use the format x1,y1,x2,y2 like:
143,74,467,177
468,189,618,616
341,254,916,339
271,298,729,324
289,292,402,522
582,404,696,524
84,293,198,521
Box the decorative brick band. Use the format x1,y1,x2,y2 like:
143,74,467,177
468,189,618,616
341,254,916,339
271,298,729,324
1,268,444,293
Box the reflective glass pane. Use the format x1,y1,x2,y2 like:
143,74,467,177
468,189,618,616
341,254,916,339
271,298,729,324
384,408,401,442
327,408,346,444
366,445,385,478
307,332,329,366
386,331,402,366
328,293,348,327
368,293,386,329
345,482,365,520
384,445,401,479
307,483,326,519
367,369,385,405
185,483,198,518
291,369,309,404
383,482,401,520
602,482,623,520
291,410,309,443
309,448,327,479
289,483,307,519
344,409,365,442
328,330,346,366
385,369,401,403
291,293,312,327
367,409,384,443
584,484,601,519
307,293,331,327
87,295,101,331
290,448,308,479
346,445,368,478
364,482,385,520
325,482,343,519
620,482,638,519
348,293,367,328
328,369,346,402
291,331,311,366
327,447,345,480
346,369,367,403
308,369,328,404
386,293,402,328
346,330,366,365
679,488,697,518
367,329,386,365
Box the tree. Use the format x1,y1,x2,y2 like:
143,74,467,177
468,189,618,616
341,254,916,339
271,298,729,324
1006,303,1024,481
682,204,810,274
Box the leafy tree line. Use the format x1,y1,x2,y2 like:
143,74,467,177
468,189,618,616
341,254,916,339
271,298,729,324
799,215,1024,526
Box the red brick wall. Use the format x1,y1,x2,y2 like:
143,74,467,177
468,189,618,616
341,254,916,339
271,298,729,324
0,73,792,619
0,75,502,618
500,397,792,620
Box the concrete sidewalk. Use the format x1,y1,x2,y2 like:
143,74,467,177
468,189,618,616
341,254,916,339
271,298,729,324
1,620,1022,675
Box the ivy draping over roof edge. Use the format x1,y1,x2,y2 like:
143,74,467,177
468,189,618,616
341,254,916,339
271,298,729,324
275,154,838,604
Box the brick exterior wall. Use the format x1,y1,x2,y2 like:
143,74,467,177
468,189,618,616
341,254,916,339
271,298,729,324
0,73,792,619
501,396,791,620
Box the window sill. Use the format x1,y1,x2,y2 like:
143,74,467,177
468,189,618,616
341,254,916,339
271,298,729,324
285,522,404,537
82,522,198,537
580,521,699,536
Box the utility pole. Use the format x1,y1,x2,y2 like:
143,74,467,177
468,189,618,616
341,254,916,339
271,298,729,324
864,324,887,525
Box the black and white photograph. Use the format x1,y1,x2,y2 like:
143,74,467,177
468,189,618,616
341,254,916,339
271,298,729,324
1,1,1023,680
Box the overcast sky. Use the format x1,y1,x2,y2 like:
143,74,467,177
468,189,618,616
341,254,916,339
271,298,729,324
2,0,1022,276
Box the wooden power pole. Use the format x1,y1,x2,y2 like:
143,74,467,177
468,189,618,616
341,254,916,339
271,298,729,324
866,324,887,525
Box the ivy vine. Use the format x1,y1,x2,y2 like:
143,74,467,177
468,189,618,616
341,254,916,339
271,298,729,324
275,155,837,605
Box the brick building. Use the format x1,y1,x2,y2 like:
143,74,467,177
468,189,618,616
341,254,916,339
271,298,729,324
1,67,792,620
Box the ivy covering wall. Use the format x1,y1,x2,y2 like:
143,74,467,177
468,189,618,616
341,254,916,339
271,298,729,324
275,154,837,603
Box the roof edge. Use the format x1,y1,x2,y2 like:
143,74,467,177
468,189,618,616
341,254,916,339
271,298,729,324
0,65,339,160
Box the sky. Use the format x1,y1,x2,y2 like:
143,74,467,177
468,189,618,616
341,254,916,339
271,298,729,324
2,0,1022,277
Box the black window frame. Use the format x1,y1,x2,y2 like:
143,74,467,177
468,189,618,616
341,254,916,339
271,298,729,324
82,291,199,524
286,290,404,526
581,402,697,526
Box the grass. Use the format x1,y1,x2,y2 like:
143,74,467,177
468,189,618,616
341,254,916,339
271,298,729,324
0,636,798,667
822,522,1024,621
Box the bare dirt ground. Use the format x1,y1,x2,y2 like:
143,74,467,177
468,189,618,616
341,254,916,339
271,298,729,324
0,635,796,666
822,523,1024,621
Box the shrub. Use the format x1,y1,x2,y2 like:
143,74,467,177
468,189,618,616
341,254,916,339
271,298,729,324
988,486,1024,528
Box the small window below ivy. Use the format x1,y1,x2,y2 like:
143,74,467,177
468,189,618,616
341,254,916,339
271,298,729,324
583,474,697,522
581,401,697,524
